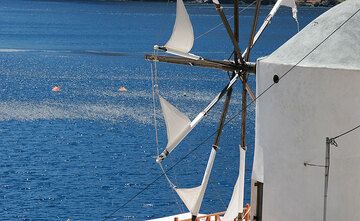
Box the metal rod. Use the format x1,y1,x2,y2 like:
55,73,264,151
323,137,331,221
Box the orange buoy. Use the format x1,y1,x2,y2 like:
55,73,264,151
119,86,127,92
52,86,61,92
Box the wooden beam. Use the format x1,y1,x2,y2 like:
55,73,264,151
145,54,256,74
245,0,261,62
234,0,239,64
214,4,245,66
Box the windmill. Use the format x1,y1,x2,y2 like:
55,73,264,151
145,0,298,220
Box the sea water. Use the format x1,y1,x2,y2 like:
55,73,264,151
0,1,327,220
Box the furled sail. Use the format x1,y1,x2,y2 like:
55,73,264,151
175,148,217,216
242,0,298,57
155,0,200,60
280,0,298,21
223,147,246,221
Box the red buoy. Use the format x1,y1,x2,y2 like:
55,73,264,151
52,86,61,92
119,86,127,92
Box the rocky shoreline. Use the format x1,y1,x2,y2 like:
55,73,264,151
238,0,344,6
296,0,344,7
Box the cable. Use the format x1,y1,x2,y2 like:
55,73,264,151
332,124,360,140
151,51,180,213
101,7,360,221
195,0,258,41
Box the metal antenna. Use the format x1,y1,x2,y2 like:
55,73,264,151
323,137,331,221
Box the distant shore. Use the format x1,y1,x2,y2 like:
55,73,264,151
34,0,342,7
132,0,341,7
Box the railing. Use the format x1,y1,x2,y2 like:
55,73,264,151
174,204,250,221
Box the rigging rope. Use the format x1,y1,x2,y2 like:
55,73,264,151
150,57,160,154
150,50,177,189
100,7,360,221
150,50,181,213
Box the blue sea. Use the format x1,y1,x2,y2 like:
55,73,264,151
0,1,328,220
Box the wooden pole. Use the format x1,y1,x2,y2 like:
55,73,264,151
213,4,245,66
145,54,245,72
213,87,233,147
245,0,261,62
145,54,257,101
234,0,239,64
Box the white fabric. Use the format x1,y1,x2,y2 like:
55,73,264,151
254,1,360,220
212,0,220,5
159,96,191,154
165,0,194,54
269,0,297,20
158,74,238,159
223,147,246,221
175,148,217,215
165,49,201,60
281,0,297,21
176,186,203,215
147,212,206,221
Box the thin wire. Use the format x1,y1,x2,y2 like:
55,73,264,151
151,58,176,187
151,51,181,212
332,124,360,140
150,60,160,154
209,181,227,210
101,8,360,221
252,8,360,107
195,0,257,41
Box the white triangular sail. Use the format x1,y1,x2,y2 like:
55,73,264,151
176,186,202,214
159,96,191,157
175,148,217,215
223,147,246,221
161,0,200,60
157,74,239,162
242,0,298,57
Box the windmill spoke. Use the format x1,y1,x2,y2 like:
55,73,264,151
213,86,233,146
212,2,245,66
245,0,262,62
238,73,255,101
240,72,248,149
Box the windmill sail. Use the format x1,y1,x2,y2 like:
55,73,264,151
242,0,298,58
175,147,217,216
223,147,246,221
156,0,200,60
157,74,239,162
159,96,191,159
